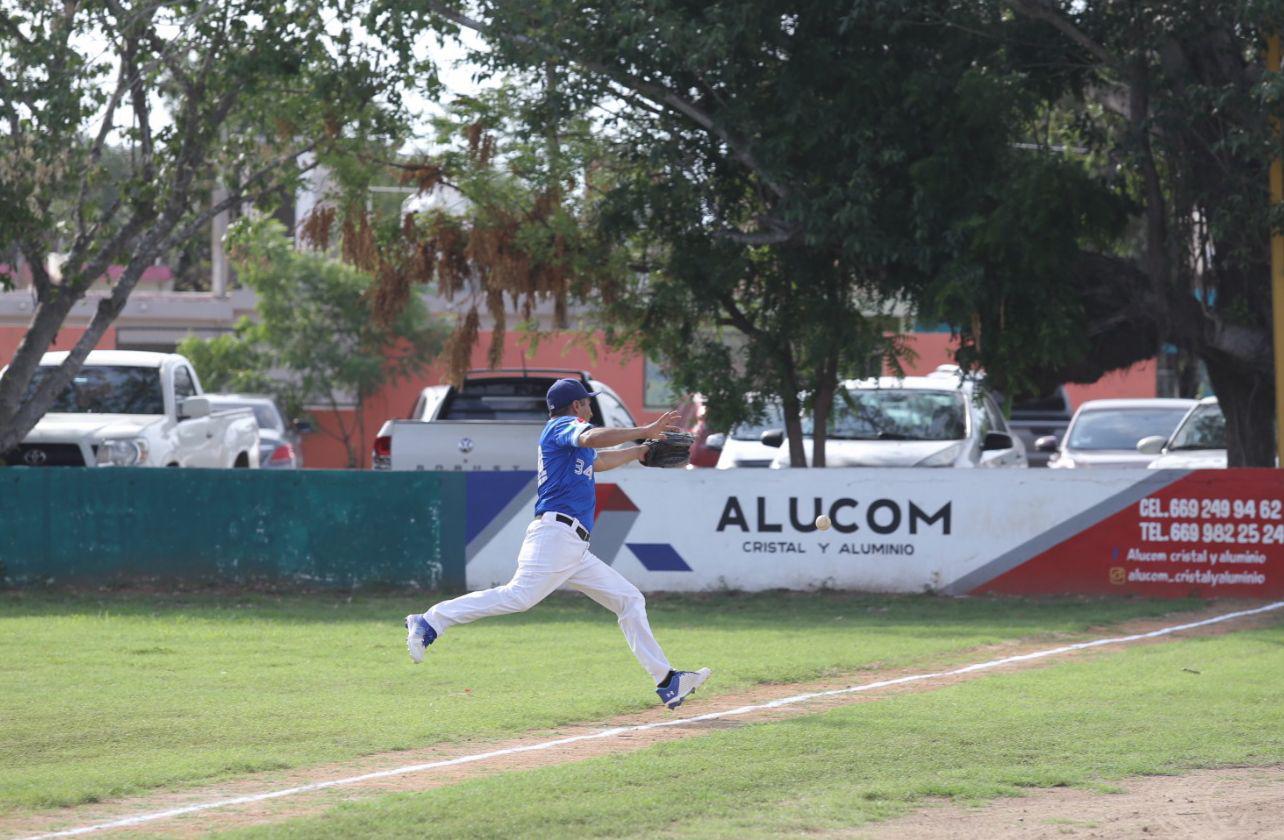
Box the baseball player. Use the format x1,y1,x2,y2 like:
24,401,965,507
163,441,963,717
405,378,711,710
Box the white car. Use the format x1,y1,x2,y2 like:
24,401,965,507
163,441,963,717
2,351,260,468
206,393,308,469
767,372,1027,468
1042,398,1196,469
711,402,799,468
1139,398,1227,469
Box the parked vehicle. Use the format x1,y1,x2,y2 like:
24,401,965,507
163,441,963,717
1008,387,1072,469
373,369,637,471
206,394,309,469
766,371,1027,468
710,401,796,468
1139,398,1227,469
1,351,259,468
682,395,722,468
1042,398,1196,469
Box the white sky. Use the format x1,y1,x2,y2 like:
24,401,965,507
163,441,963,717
63,9,497,158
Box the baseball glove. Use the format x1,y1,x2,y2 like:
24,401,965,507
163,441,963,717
641,431,695,468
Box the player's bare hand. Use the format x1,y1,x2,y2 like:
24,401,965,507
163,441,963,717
642,410,683,441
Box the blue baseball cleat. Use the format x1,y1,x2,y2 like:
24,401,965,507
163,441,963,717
405,614,437,664
656,667,711,709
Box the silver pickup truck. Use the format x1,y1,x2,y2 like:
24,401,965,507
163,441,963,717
2,350,260,468
372,369,637,471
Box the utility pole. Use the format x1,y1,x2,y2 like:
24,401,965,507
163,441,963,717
210,182,229,298
1270,35,1284,467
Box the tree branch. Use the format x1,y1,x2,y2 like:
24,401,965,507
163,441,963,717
18,241,53,301
161,145,320,256
717,291,763,339
75,60,129,247
1004,0,1117,69
711,222,801,246
424,2,790,202
1127,59,1171,294
121,20,156,193
102,0,224,95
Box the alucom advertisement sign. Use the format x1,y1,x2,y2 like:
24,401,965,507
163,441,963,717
461,468,1283,597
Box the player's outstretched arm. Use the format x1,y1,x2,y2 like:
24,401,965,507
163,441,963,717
595,446,646,472
578,409,682,449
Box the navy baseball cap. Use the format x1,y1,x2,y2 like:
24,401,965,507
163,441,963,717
546,378,600,411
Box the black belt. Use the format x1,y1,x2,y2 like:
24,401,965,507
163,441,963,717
541,513,589,541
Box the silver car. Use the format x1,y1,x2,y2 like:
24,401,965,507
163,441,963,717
710,401,798,468
1042,398,1196,469
1139,398,1227,469
767,373,1027,468
205,394,309,469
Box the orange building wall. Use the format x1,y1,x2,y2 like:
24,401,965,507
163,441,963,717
1,325,119,368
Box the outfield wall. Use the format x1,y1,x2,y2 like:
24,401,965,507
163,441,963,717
0,469,465,588
3,467,1281,597
465,469,1284,598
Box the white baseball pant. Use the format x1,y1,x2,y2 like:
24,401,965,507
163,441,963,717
422,512,673,683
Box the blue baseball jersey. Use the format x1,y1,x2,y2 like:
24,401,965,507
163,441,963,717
534,415,598,531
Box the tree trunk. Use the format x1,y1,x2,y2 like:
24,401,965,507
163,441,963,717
0,224,178,453
768,340,807,468
811,379,836,469
1202,353,1276,467
355,394,367,469
0,294,79,453
780,388,807,468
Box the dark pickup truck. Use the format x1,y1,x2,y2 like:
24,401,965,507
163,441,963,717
1007,387,1073,468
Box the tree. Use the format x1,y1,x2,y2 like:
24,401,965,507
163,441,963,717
181,219,449,468
959,1,1284,466
177,322,273,395
0,0,414,454
292,79,628,395
374,0,1108,465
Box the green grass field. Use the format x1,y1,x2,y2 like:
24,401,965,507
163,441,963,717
0,590,1209,814
219,619,1284,839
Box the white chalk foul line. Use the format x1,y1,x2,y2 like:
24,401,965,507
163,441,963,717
18,599,1284,840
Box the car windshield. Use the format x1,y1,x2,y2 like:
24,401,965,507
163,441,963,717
1067,407,1191,450
730,403,787,441
1167,404,1226,450
23,365,165,415
804,389,967,441
212,401,282,431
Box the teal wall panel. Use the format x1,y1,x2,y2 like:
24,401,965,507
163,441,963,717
0,469,466,589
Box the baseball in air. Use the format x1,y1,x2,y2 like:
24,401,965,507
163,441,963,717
815,514,832,531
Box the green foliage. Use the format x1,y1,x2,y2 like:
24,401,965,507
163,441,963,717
343,83,629,384
184,218,448,466
178,321,273,396
375,1,1284,464
988,0,1284,462
380,1,1127,460
0,0,419,454
0,590,1203,811
922,151,1133,398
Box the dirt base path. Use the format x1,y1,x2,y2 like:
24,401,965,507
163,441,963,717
4,603,1280,839
856,766,1284,839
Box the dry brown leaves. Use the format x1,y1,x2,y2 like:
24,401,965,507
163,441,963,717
298,206,337,251
317,132,591,385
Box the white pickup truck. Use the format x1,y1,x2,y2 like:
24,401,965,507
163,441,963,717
1,350,260,468
372,369,638,471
